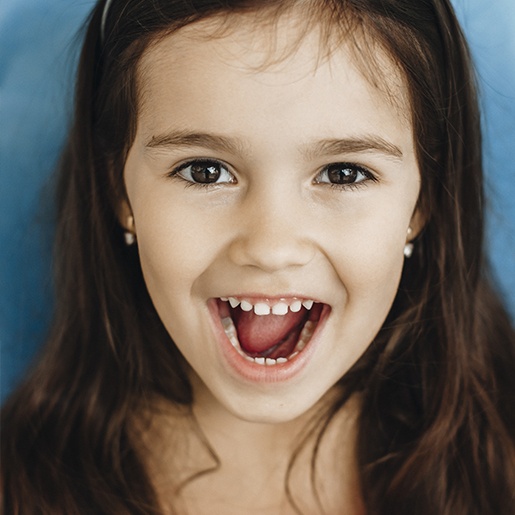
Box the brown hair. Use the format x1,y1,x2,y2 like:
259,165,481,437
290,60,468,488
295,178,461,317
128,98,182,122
2,1,515,513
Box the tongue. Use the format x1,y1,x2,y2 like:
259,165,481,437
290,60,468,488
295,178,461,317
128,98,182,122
233,308,307,355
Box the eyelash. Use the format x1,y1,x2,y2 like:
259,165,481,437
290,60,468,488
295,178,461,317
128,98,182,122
167,159,378,191
168,159,235,190
314,162,378,191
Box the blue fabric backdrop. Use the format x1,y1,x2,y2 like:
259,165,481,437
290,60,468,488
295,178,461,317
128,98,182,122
1,0,514,401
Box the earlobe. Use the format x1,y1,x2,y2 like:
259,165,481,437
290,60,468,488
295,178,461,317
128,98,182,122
118,200,137,246
408,207,426,240
404,209,426,258
124,215,136,245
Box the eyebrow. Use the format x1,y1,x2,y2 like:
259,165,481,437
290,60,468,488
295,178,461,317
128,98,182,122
145,130,248,156
303,136,403,161
145,130,403,161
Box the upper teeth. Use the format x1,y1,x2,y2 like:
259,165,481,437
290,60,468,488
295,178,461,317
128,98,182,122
221,297,315,316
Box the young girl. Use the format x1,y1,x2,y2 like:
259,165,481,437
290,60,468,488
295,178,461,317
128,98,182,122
2,0,515,513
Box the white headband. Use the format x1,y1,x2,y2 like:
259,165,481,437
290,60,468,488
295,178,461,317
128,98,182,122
100,0,115,42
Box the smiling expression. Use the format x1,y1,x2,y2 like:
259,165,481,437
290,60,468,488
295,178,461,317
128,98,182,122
122,15,422,423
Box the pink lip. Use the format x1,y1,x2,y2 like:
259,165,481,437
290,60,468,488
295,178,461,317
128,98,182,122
207,298,331,383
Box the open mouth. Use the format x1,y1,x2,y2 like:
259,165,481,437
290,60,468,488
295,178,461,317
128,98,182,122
216,297,326,366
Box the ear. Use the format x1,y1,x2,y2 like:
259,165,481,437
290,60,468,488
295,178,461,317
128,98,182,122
117,199,135,233
408,206,426,240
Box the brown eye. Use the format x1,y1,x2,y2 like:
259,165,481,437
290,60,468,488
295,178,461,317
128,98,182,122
190,162,221,183
315,163,371,186
174,160,235,185
327,164,360,184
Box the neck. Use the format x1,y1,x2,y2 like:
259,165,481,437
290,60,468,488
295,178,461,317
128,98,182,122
134,386,364,514
191,378,318,468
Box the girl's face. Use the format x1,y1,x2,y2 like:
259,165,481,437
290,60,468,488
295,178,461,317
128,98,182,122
123,16,421,423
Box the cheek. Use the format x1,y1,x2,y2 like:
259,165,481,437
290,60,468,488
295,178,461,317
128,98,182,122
328,202,411,306
134,196,230,305
138,224,198,292
327,229,405,362
134,219,212,352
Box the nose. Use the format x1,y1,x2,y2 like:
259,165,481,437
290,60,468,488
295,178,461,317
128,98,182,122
228,187,316,273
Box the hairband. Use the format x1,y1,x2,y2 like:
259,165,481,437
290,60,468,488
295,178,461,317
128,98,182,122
100,0,115,42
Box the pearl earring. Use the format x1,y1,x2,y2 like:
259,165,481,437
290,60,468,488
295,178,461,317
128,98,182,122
124,215,136,246
404,242,414,258
404,226,413,258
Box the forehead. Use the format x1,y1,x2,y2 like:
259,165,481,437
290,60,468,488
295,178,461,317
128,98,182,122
134,12,413,150
137,12,410,114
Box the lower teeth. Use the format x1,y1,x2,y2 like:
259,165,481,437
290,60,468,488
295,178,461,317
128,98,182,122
221,317,316,365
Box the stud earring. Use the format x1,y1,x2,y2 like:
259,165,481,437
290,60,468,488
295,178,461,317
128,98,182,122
404,242,414,258
124,215,136,246
404,226,413,258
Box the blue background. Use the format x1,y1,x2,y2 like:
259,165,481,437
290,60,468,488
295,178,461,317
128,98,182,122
1,1,514,401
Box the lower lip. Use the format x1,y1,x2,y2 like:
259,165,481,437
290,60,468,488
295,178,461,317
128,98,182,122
207,299,330,383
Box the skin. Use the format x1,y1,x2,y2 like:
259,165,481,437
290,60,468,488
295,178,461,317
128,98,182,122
122,14,422,513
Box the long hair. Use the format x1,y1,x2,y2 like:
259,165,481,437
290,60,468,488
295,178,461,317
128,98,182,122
2,1,515,513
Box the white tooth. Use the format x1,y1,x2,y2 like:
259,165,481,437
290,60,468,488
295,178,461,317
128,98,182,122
255,357,266,365
302,320,316,335
221,317,240,350
290,300,302,312
240,300,253,312
266,358,277,365
229,297,240,308
289,352,299,360
245,355,255,362
221,316,233,330
276,357,288,364
302,300,314,310
222,317,237,338
220,297,229,301
272,302,288,315
254,303,271,316
228,332,239,348
295,320,316,351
